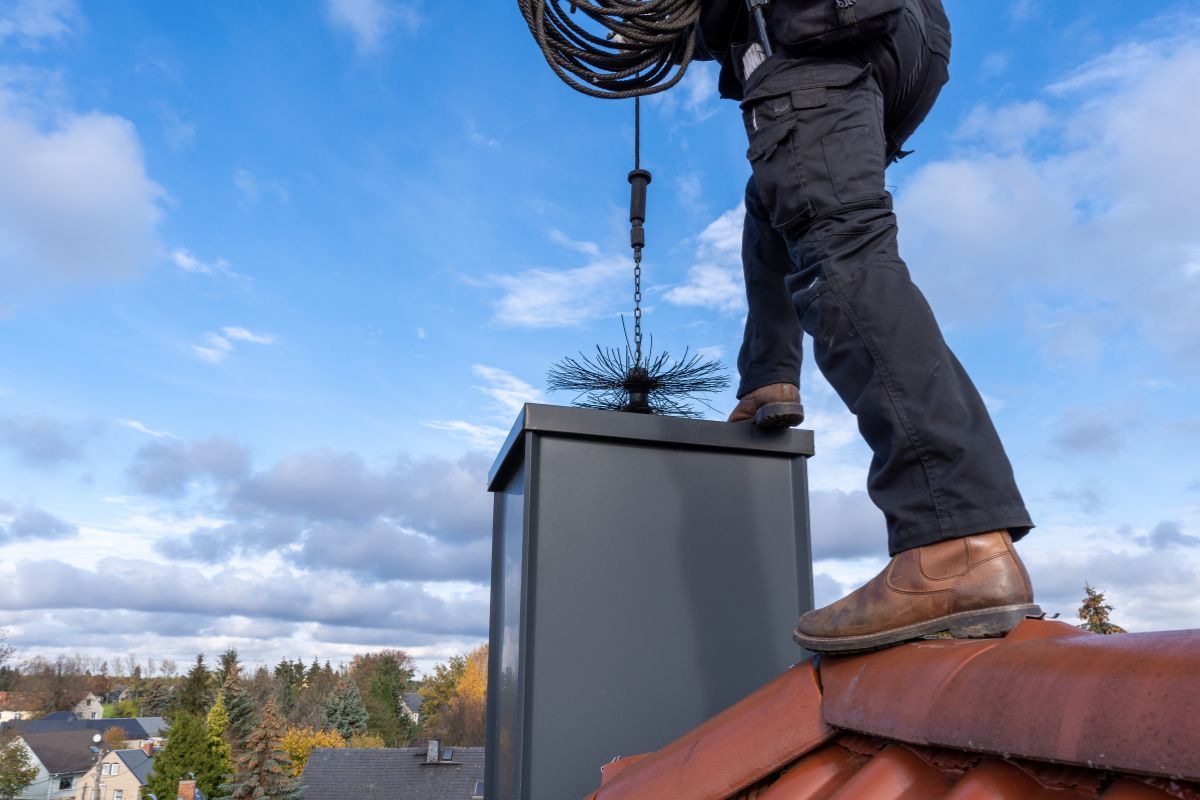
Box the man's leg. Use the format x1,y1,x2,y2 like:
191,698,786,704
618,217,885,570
739,50,1037,650
728,176,806,426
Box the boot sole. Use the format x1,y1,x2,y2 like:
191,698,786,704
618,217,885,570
753,401,805,428
793,603,1044,655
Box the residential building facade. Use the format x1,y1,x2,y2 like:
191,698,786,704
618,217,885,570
74,746,154,800
14,730,97,800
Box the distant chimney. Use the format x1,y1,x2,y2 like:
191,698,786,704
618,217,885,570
177,778,196,800
426,739,440,764
142,741,154,756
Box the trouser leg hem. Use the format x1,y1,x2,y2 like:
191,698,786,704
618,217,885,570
888,506,1034,556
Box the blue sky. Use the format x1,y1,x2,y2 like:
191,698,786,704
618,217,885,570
1,0,1198,674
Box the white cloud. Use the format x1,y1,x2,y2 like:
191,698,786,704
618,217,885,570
0,71,165,291
0,0,80,46
980,51,1010,79
665,204,746,313
955,100,1051,152
193,326,275,363
172,248,230,275
471,365,543,417
424,420,508,450
548,228,600,258
896,28,1200,363
221,326,275,345
681,61,718,120
1009,0,1042,23
233,167,288,206
647,61,718,121
324,0,421,53
160,107,196,151
664,263,744,312
466,118,499,149
492,254,629,328
427,365,542,447
193,333,234,364
118,419,177,439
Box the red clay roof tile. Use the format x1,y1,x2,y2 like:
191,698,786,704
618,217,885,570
820,620,1200,782
587,661,833,800
586,619,1200,800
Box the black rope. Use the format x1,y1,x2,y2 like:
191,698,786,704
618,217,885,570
518,0,703,99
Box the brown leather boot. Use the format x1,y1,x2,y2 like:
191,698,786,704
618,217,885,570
793,530,1041,654
727,382,805,427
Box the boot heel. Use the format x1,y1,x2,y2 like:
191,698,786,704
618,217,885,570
948,604,1043,639
753,401,805,427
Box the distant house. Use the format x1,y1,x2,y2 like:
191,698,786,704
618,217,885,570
72,694,103,721
401,692,423,722
0,691,37,723
301,740,484,800
74,746,154,800
12,730,98,800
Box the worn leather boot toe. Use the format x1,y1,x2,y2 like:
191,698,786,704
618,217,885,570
727,382,805,427
794,530,1041,654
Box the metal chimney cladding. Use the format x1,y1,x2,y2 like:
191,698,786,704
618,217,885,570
485,403,816,800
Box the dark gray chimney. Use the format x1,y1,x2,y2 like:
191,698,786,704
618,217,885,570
485,404,815,800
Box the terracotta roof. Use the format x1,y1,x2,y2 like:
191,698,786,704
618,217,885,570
0,691,37,711
585,620,1200,800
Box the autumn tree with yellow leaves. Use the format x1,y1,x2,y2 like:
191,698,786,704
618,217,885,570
418,644,487,746
279,726,345,776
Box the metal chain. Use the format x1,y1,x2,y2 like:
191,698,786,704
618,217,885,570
633,97,643,365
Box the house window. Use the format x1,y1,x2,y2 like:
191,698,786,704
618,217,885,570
113,791,123,800
111,764,120,775
472,779,485,799
101,764,110,775
58,776,73,790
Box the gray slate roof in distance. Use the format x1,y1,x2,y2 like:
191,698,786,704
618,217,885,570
20,730,98,774
301,747,485,800
136,717,166,737
114,748,155,784
2,717,149,739
403,692,423,714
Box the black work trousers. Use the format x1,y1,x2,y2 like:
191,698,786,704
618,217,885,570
735,0,1033,554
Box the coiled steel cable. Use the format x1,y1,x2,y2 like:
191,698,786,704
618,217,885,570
518,0,703,98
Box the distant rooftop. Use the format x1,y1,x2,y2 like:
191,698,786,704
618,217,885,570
302,746,485,800
19,729,98,775
586,619,1200,799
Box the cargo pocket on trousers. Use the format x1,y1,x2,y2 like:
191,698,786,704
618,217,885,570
746,117,812,230
821,123,887,205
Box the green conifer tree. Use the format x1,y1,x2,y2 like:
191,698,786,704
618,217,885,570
207,693,234,784
321,678,368,741
223,673,258,748
1078,583,1127,634
178,654,213,716
218,648,241,686
141,679,175,717
219,699,302,800
146,711,225,800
